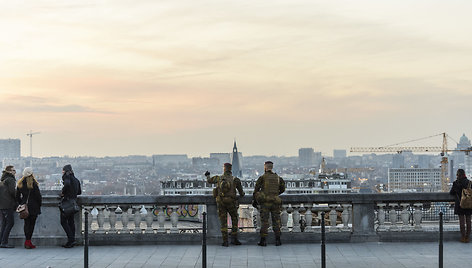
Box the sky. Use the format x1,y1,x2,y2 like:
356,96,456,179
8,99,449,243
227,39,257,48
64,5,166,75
0,0,471,157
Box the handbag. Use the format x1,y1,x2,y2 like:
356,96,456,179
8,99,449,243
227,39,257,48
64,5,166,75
16,190,31,219
460,181,472,209
59,198,80,216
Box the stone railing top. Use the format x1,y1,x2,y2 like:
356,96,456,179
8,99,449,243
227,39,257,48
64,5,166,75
75,192,454,206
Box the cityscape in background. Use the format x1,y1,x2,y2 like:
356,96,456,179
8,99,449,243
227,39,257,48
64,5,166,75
1,133,471,196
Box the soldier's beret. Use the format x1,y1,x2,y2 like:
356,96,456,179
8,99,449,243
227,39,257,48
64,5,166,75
264,161,273,165
223,163,232,167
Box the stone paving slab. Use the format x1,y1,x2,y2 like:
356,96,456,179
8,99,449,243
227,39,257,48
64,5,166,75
0,242,471,267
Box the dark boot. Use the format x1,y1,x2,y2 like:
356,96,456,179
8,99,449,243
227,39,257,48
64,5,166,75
231,235,242,245
221,233,229,247
222,239,229,247
257,237,267,247
275,236,282,246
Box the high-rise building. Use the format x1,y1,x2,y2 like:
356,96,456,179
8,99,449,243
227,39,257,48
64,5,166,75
298,148,314,167
0,139,21,160
388,168,441,192
231,141,242,177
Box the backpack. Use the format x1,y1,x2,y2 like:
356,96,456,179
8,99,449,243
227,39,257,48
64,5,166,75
216,175,235,199
460,181,472,209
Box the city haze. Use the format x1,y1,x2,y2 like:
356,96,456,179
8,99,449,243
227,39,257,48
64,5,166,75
1,1,471,157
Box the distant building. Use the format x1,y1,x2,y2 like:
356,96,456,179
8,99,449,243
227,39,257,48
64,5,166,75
192,157,218,168
209,153,231,166
298,148,314,167
333,149,347,159
0,139,21,160
388,168,441,192
152,154,189,166
392,154,405,168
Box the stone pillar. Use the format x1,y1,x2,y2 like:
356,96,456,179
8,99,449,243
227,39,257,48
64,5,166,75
206,203,220,237
351,201,376,237
97,207,105,234
292,206,301,233
133,206,142,233
121,207,130,233
329,205,339,232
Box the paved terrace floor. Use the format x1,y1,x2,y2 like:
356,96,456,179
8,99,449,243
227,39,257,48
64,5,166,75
0,241,471,268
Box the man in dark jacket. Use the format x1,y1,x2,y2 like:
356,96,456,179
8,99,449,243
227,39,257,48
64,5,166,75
0,166,16,248
60,164,81,248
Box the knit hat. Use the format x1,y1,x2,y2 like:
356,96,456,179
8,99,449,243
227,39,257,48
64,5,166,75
23,167,33,177
63,164,73,172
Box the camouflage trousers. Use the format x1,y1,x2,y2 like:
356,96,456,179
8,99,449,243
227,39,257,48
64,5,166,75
217,199,239,240
260,202,281,237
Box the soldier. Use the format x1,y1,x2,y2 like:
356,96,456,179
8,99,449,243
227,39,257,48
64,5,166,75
253,161,285,246
205,163,245,247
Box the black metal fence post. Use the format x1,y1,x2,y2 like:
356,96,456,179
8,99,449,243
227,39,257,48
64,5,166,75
202,211,207,268
84,210,89,268
439,211,443,268
321,211,326,268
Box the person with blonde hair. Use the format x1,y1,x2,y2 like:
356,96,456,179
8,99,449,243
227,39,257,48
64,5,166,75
16,167,42,249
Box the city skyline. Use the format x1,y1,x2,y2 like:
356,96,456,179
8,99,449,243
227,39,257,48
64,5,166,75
1,1,471,157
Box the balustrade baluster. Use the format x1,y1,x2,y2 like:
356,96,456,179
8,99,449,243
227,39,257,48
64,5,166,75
377,203,386,231
305,204,313,233
280,205,289,233
121,207,130,233
400,203,411,231
292,205,301,233
108,206,117,234
157,207,166,234
133,206,142,233
341,204,350,231
97,207,105,234
413,203,423,231
329,205,338,232
170,206,179,233
389,204,398,231
145,206,154,234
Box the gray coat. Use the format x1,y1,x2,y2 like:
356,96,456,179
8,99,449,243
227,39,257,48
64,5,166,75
0,172,16,209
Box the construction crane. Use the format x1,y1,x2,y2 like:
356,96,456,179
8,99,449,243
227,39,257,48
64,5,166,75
350,133,472,192
26,130,40,168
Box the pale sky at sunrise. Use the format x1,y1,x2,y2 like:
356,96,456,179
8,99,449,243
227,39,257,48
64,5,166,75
0,0,471,157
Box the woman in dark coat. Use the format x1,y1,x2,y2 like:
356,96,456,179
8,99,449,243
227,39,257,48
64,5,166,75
449,168,472,243
16,167,42,249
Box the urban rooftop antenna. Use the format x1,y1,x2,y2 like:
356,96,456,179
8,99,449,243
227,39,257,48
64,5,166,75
26,130,40,168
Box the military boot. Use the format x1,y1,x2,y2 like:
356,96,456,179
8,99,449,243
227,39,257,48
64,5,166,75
222,233,229,247
231,235,242,245
275,236,282,246
257,237,267,247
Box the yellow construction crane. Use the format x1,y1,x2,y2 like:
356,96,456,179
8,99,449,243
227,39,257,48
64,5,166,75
350,133,472,192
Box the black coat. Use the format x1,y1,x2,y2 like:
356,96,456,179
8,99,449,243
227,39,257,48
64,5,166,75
61,171,81,200
449,177,472,215
16,177,42,216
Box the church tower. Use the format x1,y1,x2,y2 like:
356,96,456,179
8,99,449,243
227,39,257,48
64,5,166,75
231,141,242,178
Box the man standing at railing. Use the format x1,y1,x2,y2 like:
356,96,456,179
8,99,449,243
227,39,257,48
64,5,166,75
253,161,285,246
205,163,245,247
60,164,82,248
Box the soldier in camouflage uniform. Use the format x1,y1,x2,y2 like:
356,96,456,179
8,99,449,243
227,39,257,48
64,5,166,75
205,163,245,247
253,161,285,246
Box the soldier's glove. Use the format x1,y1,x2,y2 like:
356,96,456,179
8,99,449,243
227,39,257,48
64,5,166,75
240,192,245,197
251,199,258,208
204,171,210,176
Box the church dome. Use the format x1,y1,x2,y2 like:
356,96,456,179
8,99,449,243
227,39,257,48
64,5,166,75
459,133,471,147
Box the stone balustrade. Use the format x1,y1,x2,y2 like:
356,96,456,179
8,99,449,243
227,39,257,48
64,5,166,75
5,191,459,246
